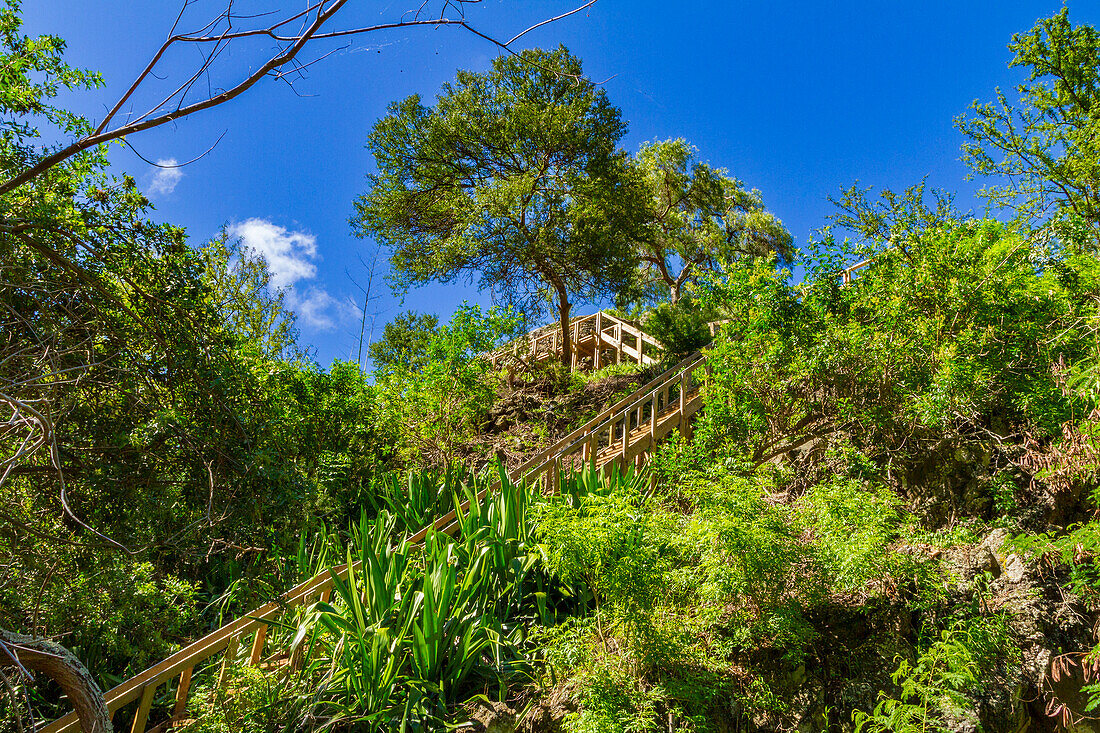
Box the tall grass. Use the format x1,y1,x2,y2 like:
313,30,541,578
275,461,650,730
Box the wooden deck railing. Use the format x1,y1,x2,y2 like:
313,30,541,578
41,351,707,733
841,258,872,285
489,311,661,370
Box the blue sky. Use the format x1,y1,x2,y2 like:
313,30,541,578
25,1,1100,366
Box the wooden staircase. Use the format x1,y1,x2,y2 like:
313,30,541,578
40,323,707,733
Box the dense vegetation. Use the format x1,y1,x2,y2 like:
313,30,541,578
6,4,1100,733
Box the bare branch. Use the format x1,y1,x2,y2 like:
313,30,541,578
0,0,601,197
506,0,598,46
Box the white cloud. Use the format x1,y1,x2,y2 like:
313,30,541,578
148,159,183,195
227,218,318,290
227,218,355,332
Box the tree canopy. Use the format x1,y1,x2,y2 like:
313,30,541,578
631,138,793,305
958,8,1100,248
368,310,440,376
353,46,647,368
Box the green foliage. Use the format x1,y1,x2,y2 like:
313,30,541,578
566,659,665,733
630,138,792,306
354,46,647,368
0,0,400,693
697,219,1088,471
180,664,303,733
368,310,439,376
795,478,906,595
685,469,817,657
285,470,546,730
0,0,102,167
568,359,649,390
37,558,198,681
200,231,303,362
643,299,713,358
853,616,1020,733
957,9,1100,247
375,303,519,465
827,180,961,256
536,478,672,645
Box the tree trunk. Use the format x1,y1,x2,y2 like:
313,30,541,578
669,282,680,306
1,630,112,732
557,292,572,370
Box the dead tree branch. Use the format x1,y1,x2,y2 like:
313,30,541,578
0,0,601,196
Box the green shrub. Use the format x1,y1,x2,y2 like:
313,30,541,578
643,300,713,358
853,615,1020,732
795,478,906,595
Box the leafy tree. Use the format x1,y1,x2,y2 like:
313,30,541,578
375,304,519,466
200,231,304,362
957,9,1100,247
642,299,713,357
0,3,396,692
828,180,961,260
631,138,792,306
368,310,439,376
353,46,647,369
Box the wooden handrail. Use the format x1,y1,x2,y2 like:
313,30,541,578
488,311,659,368
550,355,703,460
41,350,706,733
841,259,872,285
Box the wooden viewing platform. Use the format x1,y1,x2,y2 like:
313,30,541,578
488,311,661,370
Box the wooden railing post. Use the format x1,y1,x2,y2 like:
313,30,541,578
621,415,629,460
217,635,239,689
594,312,602,370
650,393,657,441
130,683,156,733
173,666,193,719
679,371,688,433
248,624,267,666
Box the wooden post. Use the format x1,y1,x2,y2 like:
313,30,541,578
650,393,657,441
130,683,157,733
173,666,193,719
679,371,687,432
594,312,602,370
571,321,578,370
621,416,629,460
218,635,239,689
248,623,267,666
